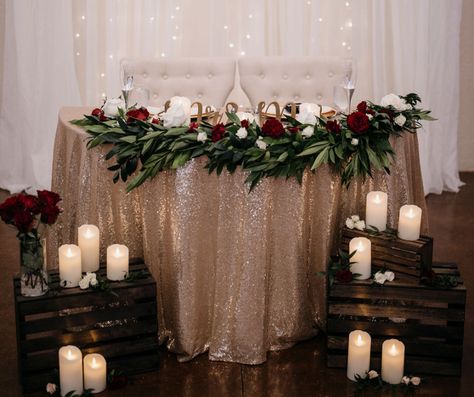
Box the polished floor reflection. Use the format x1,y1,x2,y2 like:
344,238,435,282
0,174,473,397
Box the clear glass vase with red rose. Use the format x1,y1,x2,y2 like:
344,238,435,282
0,190,62,297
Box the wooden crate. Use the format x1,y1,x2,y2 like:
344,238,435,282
326,262,466,376
341,227,433,281
14,259,159,394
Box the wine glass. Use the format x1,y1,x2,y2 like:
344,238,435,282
120,64,134,110
342,58,357,112
333,85,349,113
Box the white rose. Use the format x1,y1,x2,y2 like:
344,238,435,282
374,271,387,285
90,278,98,287
367,113,373,120
345,218,355,229
162,104,189,128
401,376,410,385
103,98,125,118
355,220,366,231
380,93,410,111
351,138,359,146
385,271,395,282
46,383,57,395
236,111,255,123
350,215,360,222
79,277,90,290
170,96,191,110
236,127,248,139
256,137,267,150
297,111,317,125
197,132,207,142
410,377,421,386
301,126,314,138
368,370,379,379
394,114,406,127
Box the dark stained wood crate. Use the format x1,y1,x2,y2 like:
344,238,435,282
341,227,433,281
14,258,159,394
326,262,466,376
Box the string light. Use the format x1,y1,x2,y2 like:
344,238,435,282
224,25,228,30
229,43,234,48
340,26,344,31
161,52,166,57
346,20,353,28
100,73,105,77
75,33,80,38
109,18,113,22
240,51,246,56
307,0,311,4
318,17,323,22
150,16,155,22
109,54,114,59
342,41,347,47
76,52,80,56
248,14,253,19
170,15,175,19
172,35,177,40
175,5,180,11
81,15,85,20
345,1,350,6
246,33,251,39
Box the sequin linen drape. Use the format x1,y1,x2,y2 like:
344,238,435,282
47,107,428,365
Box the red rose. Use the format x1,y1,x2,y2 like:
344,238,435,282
0,196,21,223
326,120,341,134
336,269,353,283
126,108,150,123
241,119,250,129
347,111,370,134
379,108,394,120
37,190,61,207
211,123,226,142
91,108,107,122
151,118,160,124
189,122,199,132
13,210,34,233
40,205,61,225
262,119,285,139
287,126,299,134
18,194,40,214
356,101,368,113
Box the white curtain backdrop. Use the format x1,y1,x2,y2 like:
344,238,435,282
0,0,464,194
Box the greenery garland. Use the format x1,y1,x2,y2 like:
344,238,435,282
71,93,434,192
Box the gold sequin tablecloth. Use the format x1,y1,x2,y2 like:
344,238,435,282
48,107,428,365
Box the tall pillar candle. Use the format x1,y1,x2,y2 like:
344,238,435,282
365,191,388,231
59,345,83,397
84,353,107,393
381,339,405,384
349,237,371,280
347,330,371,381
58,244,82,288
398,205,422,241
78,224,100,272
107,244,129,281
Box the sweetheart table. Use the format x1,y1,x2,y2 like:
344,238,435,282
47,107,428,365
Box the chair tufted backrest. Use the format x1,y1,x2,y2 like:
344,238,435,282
121,57,236,108
238,56,347,107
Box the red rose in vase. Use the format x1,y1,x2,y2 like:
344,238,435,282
91,108,107,122
19,195,40,214
262,119,285,139
347,111,370,134
336,269,353,283
326,120,341,134
0,196,21,223
356,101,368,113
37,190,61,207
13,211,34,233
126,107,150,123
211,123,226,142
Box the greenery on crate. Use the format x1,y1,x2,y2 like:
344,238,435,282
421,270,458,289
354,370,421,395
318,249,359,286
71,93,434,192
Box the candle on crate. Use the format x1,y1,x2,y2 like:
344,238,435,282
365,191,388,231
347,330,371,381
58,244,82,288
84,353,107,393
78,224,100,272
349,237,371,280
59,345,83,397
381,339,405,384
107,244,129,281
398,205,422,241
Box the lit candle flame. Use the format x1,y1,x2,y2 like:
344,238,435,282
374,194,381,204
114,247,121,257
407,208,415,218
84,227,93,238
390,343,397,355
356,334,363,346
356,241,365,251
92,356,97,367
66,247,73,257
67,349,73,359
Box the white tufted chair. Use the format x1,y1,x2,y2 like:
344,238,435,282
121,57,236,108
238,56,347,107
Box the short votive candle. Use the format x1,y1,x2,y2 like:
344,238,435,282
398,205,422,241
381,339,405,384
83,353,107,393
106,244,129,281
58,244,82,288
349,237,371,280
347,330,371,381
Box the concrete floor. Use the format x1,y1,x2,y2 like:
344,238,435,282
0,174,473,397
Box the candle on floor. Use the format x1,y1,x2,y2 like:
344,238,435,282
59,345,83,397
365,191,388,231
381,339,405,384
347,330,371,381
78,224,100,272
59,244,82,288
398,205,422,241
84,353,107,393
349,237,371,280
107,244,129,281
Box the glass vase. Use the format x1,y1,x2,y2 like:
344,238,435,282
20,235,48,297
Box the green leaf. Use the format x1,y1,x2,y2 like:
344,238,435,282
311,147,329,170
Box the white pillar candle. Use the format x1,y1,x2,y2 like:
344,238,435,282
78,224,100,272
365,191,388,231
59,244,82,288
59,345,83,397
84,353,107,393
347,330,371,381
398,205,422,241
107,244,129,281
349,237,371,280
381,339,405,384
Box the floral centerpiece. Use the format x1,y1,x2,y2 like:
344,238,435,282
71,93,434,192
0,190,61,296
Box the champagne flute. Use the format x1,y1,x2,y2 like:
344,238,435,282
333,85,349,114
342,58,357,113
120,65,134,110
